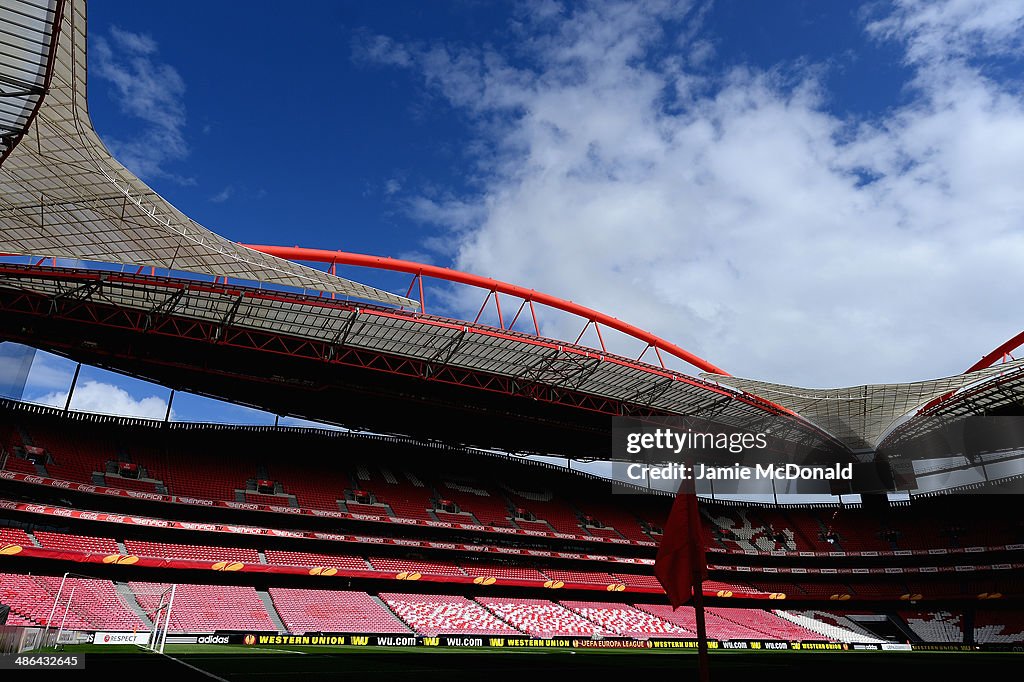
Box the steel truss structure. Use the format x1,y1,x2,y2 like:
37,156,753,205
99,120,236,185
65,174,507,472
0,264,839,457
0,0,412,306
2,0,1023,473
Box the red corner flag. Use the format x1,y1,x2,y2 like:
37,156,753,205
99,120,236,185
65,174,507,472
654,487,708,608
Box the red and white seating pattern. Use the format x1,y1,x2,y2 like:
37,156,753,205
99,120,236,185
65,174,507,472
710,607,822,640
560,601,691,638
777,610,885,643
477,597,607,637
381,593,518,635
635,604,822,641
901,611,965,642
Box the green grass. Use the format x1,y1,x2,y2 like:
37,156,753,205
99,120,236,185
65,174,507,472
18,644,1020,681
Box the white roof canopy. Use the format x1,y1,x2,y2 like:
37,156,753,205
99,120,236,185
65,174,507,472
0,0,414,308
702,361,1024,451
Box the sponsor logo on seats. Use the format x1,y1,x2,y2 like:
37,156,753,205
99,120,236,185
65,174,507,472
211,561,244,571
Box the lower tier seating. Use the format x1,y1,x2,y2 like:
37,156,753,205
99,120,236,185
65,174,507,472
130,583,275,632
269,588,410,634
381,593,519,635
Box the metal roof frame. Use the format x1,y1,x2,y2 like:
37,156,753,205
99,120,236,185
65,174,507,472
0,0,413,307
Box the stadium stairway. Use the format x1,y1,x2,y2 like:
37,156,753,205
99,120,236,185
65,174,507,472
258,550,268,565
115,539,128,554
371,595,416,633
114,582,153,629
257,589,288,632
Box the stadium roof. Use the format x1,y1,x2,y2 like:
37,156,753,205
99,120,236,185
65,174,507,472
0,0,414,308
703,361,1024,451
2,0,1022,476
0,263,842,457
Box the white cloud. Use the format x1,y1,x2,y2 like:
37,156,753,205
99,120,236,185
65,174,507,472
866,0,1024,64
20,352,75,394
93,27,191,182
29,380,171,420
209,186,233,203
363,0,1024,387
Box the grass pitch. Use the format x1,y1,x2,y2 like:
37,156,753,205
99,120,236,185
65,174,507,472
21,643,1021,681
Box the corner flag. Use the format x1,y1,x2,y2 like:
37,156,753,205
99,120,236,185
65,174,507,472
654,487,708,609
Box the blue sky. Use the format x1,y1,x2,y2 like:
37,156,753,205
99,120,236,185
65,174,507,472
4,0,1024,431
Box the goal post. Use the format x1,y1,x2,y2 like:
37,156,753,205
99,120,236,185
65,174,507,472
139,583,176,654
39,576,178,651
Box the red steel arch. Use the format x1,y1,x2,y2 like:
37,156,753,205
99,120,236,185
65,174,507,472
243,244,730,377
966,330,1024,373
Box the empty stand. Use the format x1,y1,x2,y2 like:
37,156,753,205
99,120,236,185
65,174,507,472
542,569,619,585
0,574,144,630
269,588,410,634
902,610,965,643
561,601,691,638
131,583,275,632
974,611,1024,643
264,550,368,570
369,558,465,577
124,540,260,563
461,562,549,581
435,478,512,527
477,597,606,637
34,531,119,554
381,593,519,635
778,610,885,643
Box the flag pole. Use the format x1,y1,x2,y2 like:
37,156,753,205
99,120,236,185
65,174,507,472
688,490,710,682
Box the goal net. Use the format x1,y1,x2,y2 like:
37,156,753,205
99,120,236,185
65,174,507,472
40,576,176,651
127,583,177,654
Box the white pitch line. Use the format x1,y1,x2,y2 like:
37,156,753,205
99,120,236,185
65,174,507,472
153,650,231,682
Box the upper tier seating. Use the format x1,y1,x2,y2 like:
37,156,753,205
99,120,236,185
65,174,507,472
0,527,32,546
264,550,368,570
369,558,465,577
35,531,119,554
435,478,513,527
124,540,260,563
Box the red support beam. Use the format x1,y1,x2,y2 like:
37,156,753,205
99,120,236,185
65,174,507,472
241,244,729,376
967,330,1024,372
